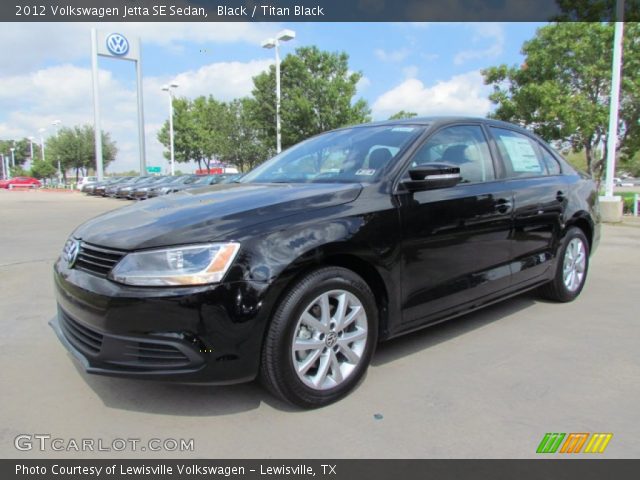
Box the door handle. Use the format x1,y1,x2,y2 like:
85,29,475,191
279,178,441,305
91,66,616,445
556,190,566,203
495,198,512,214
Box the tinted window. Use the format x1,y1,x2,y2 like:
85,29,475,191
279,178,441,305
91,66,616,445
410,125,495,184
241,125,425,184
491,128,546,178
539,145,562,175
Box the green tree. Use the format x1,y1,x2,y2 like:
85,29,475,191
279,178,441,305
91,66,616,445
0,138,40,168
30,160,57,179
46,125,117,181
221,98,273,172
388,111,418,120
252,46,371,150
158,97,203,170
482,22,640,179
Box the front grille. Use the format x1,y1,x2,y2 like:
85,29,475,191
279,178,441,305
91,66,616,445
59,311,103,355
75,242,126,277
123,341,191,368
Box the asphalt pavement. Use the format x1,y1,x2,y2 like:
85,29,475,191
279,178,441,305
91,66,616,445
1,190,639,458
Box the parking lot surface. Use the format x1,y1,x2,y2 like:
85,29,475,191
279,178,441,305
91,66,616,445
1,190,639,458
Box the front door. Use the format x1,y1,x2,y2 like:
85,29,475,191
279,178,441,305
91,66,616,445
397,124,513,327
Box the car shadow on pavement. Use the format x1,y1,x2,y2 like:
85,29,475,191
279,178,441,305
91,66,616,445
74,291,539,416
72,363,298,416
372,291,539,366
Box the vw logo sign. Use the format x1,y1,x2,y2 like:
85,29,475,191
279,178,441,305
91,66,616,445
64,239,81,268
106,33,129,56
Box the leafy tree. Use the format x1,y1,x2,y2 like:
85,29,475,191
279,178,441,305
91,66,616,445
221,98,273,172
482,22,640,179
252,46,371,150
46,125,117,181
158,97,203,170
30,160,57,179
0,138,40,168
388,111,418,120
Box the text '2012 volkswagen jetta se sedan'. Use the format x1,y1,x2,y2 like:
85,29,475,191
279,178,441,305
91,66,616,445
51,117,600,408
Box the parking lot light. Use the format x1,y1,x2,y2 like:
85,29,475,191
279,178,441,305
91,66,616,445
51,120,62,182
162,83,179,176
262,29,296,154
10,147,15,168
38,128,46,162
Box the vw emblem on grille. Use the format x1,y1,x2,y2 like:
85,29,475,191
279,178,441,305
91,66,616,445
64,239,81,268
106,33,129,56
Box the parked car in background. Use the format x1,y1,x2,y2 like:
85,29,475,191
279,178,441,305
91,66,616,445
0,176,41,189
147,175,198,197
91,177,129,196
130,176,176,200
106,176,148,198
77,176,97,191
115,176,156,199
51,117,600,408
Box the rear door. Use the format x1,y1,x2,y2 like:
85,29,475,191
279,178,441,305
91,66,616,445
488,127,569,286
397,124,514,327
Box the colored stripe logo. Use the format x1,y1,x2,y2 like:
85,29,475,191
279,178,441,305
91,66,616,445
537,433,612,454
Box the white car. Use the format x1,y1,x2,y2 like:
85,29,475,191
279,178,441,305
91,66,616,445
77,176,97,190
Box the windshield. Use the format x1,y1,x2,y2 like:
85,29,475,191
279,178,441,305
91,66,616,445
240,125,425,184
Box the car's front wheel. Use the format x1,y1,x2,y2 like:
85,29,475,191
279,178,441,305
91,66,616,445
261,267,378,408
539,226,590,302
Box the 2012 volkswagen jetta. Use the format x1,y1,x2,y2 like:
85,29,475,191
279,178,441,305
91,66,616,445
50,117,600,408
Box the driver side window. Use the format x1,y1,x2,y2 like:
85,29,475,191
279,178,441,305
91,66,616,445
410,125,495,184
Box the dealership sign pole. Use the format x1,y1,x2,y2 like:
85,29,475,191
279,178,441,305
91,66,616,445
91,29,147,181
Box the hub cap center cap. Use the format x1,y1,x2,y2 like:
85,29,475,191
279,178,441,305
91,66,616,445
325,331,338,348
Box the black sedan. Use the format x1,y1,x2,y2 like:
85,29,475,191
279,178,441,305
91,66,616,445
51,117,600,408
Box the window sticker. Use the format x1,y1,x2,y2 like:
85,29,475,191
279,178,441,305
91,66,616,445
391,127,416,132
500,136,542,173
355,169,376,176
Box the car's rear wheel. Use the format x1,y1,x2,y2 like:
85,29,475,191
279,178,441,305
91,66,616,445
539,227,590,302
260,267,378,408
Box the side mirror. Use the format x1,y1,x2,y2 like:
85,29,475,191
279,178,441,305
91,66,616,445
402,163,462,192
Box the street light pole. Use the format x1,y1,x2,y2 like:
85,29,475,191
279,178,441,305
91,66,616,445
162,83,179,176
10,147,15,168
38,128,46,162
52,120,62,182
28,136,35,162
262,29,296,154
600,0,625,222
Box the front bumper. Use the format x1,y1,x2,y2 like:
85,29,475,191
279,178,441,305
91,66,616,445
51,257,274,384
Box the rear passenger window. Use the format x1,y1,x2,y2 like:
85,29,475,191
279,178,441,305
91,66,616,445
491,128,546,178
539,146,562,175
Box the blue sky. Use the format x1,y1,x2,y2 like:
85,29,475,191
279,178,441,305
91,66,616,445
0,22,544,172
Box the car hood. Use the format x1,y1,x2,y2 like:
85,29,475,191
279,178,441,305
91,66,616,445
74,182,362,250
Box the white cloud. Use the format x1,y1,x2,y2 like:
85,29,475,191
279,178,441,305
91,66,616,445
374,48,411,63
453,23,505,66
371,70,491,120
0,23,278,75
147,59,272,101
0,58,272,173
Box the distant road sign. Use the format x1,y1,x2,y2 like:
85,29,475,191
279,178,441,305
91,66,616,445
146,166,161,173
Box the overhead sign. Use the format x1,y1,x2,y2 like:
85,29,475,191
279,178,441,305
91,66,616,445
105,33,129,56
146,166,161,173
96,31,139,61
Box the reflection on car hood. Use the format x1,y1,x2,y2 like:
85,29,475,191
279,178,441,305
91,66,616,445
74,182,362,250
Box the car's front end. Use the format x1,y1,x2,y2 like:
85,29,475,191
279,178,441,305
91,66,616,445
51,239,272,384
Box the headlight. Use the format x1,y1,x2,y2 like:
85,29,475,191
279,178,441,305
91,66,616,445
109,243,240,286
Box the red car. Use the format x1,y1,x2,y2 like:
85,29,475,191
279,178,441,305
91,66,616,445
0,176,41,189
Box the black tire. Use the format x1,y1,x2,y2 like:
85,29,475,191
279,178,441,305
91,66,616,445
260,267,378,408
539,227,590,302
